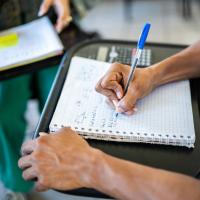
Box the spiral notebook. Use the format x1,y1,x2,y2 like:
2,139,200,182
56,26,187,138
50,56,195,148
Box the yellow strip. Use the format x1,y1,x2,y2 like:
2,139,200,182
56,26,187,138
0,33,19,49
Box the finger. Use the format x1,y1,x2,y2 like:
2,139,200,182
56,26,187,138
101,74,123,99
95,79,119,101
117,86,139,112
35,181,48,192
55,18,65,33
18,155,32,170
39,132,48,137
54,1,71,32
55,15,72,32
21,140,36,156
38,0,53,16
124,107,138,116
22,167,37,181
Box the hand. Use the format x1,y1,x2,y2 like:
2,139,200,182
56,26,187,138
38,0,72,33
18,128,97,191
95,63,156,115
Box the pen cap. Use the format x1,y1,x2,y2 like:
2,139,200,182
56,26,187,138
137,23,151,50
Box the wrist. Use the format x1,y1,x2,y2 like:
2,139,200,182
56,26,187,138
81,148,117,194
149,63,164,88
78,147,104,189
149,55,179,88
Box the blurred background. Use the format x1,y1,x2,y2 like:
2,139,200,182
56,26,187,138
3,0,200,199
79,0,200,44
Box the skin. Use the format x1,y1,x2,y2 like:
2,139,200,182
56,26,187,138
38,0,71,33
96,40,200,114
19,41,200,199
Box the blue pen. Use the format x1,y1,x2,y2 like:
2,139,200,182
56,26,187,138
115,23,151,117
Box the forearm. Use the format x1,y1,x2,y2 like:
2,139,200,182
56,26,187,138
151,41,200,87
88,149,200,200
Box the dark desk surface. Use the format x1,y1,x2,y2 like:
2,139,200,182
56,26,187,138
73,40,200,176
34,40,200,198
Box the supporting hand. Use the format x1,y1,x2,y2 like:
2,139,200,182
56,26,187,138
18,128,97,191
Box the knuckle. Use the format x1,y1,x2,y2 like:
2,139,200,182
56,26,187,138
101,79,109,88
95,83,100,92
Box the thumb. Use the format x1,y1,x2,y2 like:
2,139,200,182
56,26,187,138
38,0,53,16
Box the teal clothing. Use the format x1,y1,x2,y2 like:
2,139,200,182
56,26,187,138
0,66,58,192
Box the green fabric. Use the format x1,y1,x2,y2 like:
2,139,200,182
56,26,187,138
36,65,59,111
0,66,58,192
0,75,32,192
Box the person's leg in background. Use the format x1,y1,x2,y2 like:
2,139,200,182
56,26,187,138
0,75,33,198
35,65,59,112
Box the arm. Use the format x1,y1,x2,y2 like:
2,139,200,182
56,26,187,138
91,150,200,200
18,128,200,200
152,40,200,87
95,41,200,114
94,42,200,198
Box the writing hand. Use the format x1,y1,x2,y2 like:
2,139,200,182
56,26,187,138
95,62,156,115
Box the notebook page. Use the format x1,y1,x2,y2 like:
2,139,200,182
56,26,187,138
0,17,63,70
50,57,195,147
